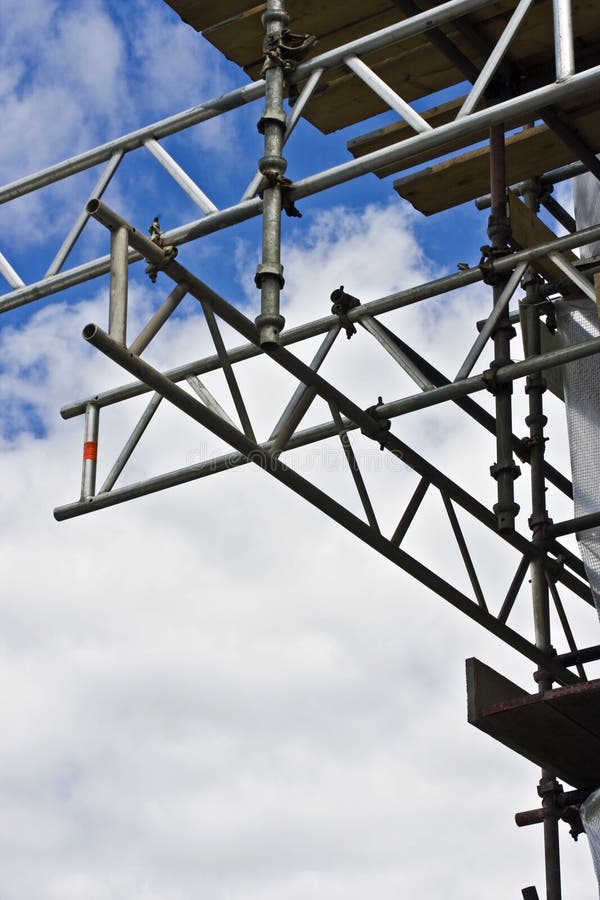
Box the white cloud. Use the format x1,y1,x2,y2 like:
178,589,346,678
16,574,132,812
0,0,238,258
0,3,598,897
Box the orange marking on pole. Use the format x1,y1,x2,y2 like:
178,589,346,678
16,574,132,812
83,441,98,461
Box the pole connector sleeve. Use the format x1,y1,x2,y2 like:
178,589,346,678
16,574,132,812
490,460,521,481
257,109,287,135
255,262,285,289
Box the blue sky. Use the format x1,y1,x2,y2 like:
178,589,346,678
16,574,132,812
0,2,597,899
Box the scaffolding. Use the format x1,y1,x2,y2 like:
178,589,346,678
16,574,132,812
2,0,600,897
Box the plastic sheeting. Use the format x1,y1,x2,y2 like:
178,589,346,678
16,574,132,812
581,788,600,895
555,297,600,617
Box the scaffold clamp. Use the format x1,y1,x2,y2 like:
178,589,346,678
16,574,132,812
362,396,391,450
330,285,360,339
145,216,178,283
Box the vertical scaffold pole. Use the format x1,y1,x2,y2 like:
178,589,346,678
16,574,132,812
80,402,99,500
255,0,289,349
488,124,520,534
522,182,562,900
552,0,575,80
109,225,128,345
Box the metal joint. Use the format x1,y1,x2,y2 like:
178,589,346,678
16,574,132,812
478,243,512,285
493,498,521,533
361,396,391,450
524,375,548,396
257,109,287,135
517,801,585,842
261,29,317,76
514,437,532,463
255,311,285,346
257,171,301,218
533,664,556,685
145,216,178,283
522,176,553,208
145,245,178,284
521,266,545,292
524,407,548,427
261,8,290,26
561,806,585,841
528,513,553,540
482,360,515,393
486,209,511,253
255,262,285,289
538,776,563,801
490,460,521,481
330,285,361,339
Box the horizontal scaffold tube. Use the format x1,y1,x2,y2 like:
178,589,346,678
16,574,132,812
0,0,495,206
60,217,600,418
1,63,600,314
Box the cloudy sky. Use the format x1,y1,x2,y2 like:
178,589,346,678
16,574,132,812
0,1,598,898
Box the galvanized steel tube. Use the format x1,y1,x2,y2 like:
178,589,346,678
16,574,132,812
255,0,288,347
80,402,99,499
553,0,575,80
128,283,188,356
45,151,124,278
109,225,128,345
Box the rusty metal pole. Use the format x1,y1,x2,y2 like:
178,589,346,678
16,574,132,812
488,124,520,534
521,181,562,900
255,0,289,349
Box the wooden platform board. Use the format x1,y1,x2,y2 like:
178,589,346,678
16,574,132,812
161,0,600,134
393,93,600,215
508,191,578,282
347,93,540,179
466,658,600,788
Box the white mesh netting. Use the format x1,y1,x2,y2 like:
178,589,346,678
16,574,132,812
581,788,600,894
573,171,600,259
555,297,600,617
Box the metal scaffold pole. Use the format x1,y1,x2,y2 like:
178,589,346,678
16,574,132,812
488,124,521,536
520,181,563,900
255,0,289,348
